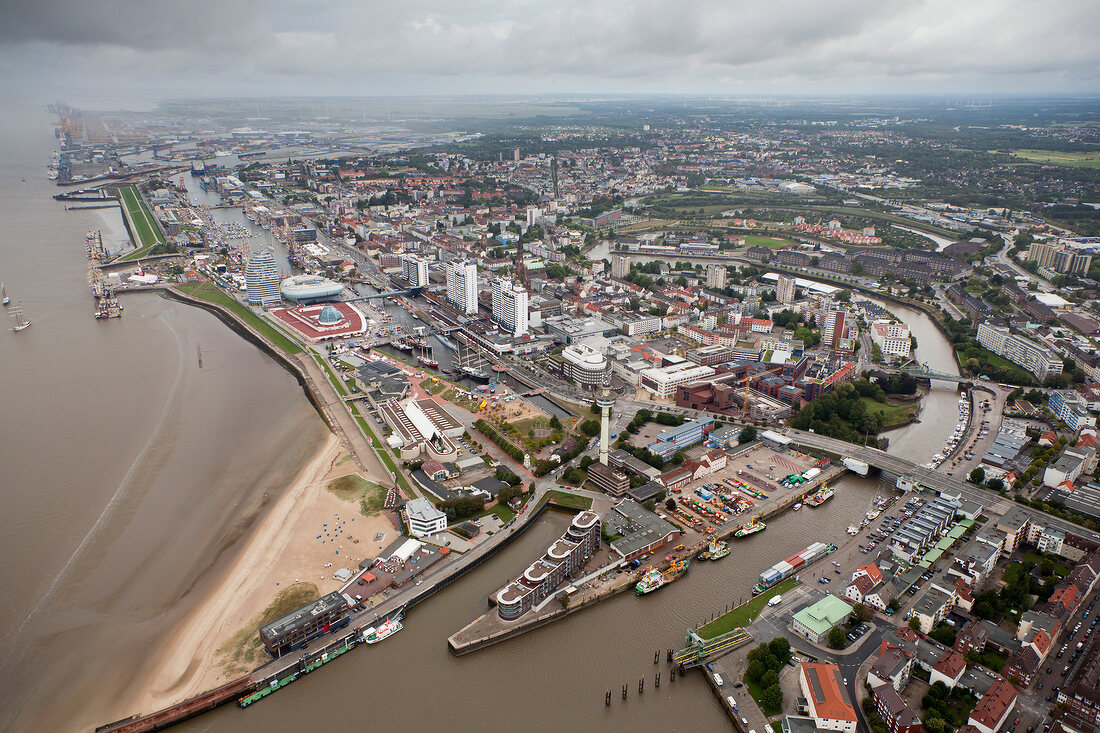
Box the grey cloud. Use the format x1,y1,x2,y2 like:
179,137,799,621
1,0,1098,95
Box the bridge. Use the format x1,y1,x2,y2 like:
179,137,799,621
344,287,419,301
783,428,1100,542
897,363,970,384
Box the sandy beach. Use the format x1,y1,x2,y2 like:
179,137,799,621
115,433,398,717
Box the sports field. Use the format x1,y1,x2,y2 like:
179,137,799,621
1006,149,1100,169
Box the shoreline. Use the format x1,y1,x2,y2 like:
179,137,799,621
89,287,399,728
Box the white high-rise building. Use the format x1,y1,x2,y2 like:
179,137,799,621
401,254,429,288
491,278,529,336
821,300,848,350
245,248,282,306
777,274,797,304
705,264,727,289
446,260,478,315
611,255,630,279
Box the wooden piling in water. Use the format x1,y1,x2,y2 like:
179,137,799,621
655,671,661,688
605,690,611,705
654,650,660,664
638,677,644,694
622,684,627,700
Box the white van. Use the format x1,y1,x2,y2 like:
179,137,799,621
713,673,724,686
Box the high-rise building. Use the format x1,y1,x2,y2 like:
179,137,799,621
821,301,848,350
245,248,282,306
777,274,798,304
611,255,630,279
401,254,429,288
445,259,478,315
705,264,727,289
491,277,529,336
1027,240,1093,275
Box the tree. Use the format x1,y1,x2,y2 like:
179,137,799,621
852,603,873,623
738,426,758,444
548,415,562,430
760,669,779,689
767,637,791,662
746,659,766,682
968,467,986,485
760,684,783,711
827,626,846,649
579,419,601,437
987,478,1005,492
908,617,921,632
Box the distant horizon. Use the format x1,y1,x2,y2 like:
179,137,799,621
3,1,1097,110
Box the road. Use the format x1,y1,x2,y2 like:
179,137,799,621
782,428,1100,542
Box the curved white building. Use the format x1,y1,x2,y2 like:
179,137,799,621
245,248,282,306
561,343,608,389
280,274,345,303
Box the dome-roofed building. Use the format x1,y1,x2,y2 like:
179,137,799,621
280,274,344,303
318,305,344,325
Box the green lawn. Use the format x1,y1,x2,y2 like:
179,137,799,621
697,577,801,639
1006,149,1100,169
175,282,301,354
117,185,164,258
744,235,794,249
954,345,1017,371
859,396,920,429
539,489,593,511
326,473,388,516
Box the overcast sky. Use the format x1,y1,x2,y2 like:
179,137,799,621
2,0,1098,106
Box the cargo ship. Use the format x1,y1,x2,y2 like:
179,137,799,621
804,484,835,507
697,539,730,561
635,558,690,595
734,519,765,538
754,541,838,594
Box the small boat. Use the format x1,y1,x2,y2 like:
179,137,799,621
1,283,8,306
847,526,859,535
9,302,31,332
793,503,802,511
734,520,765,538
697,539,730,561
363,616,403,644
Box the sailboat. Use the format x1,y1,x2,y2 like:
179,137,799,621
417,344,439,369
1,283,9,306
9,302,32,332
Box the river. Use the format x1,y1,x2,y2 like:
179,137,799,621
1,104,962,733
0,104,328,733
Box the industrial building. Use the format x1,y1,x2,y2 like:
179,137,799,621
603,499,681,562
640,360,715,399
646,417,715,460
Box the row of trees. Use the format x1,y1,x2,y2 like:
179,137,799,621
744,637,792,712
789,381,886,445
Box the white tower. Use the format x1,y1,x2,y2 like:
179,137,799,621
596,384,615,466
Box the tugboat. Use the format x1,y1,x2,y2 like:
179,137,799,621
363,616,403,644
635,558,690,595
734,519,765,538
697,539,730,561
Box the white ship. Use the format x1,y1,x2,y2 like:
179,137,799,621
9,302,32,332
